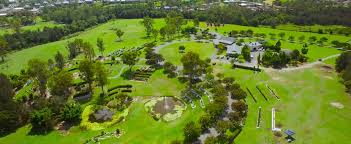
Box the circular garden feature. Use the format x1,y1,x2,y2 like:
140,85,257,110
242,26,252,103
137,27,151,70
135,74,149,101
145,97,186,122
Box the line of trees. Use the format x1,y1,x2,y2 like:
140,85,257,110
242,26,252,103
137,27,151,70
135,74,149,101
336,51,351,94
0,38,113,135
260,41,308,68
2,1,351,54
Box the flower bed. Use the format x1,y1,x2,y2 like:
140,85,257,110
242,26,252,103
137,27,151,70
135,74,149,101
144,97,187,122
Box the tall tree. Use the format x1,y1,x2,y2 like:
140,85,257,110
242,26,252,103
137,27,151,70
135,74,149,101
48,70,73,97
193,18,200,27
183,121,201,143
141,16,154,37
181,52,205,88
115,29,124,41
96,38,105,57
27,59,50,96
95,62,109,95
121,51,139,72
66,39,84,60
241,45,251,62
152,29,159,41
81,42,95,61
54,51,65,70
301,44,309,55
78,59,95,92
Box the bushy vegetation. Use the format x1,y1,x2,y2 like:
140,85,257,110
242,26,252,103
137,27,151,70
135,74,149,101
336,51,351,94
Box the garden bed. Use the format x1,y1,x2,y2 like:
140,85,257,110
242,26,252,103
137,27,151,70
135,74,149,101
144,97,187,122
80,105,129,131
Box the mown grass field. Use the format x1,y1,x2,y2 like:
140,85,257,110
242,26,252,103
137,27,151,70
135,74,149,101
1,18,351,144
0,19,64,36
215,64,351,144
159,41,215,65
201,22,349,63
0,19,167,75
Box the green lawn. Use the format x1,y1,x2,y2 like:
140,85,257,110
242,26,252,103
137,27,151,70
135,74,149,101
159,41,215,65
275,24,347,36
0,21,64,36
201,22,348,62
1,19,351,144
214,64,351,143
0,19,166,75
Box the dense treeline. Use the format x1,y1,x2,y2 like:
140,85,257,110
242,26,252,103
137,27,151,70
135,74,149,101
283,0,351,26
336,51,351,94
194,0,351,27
1,0,351,52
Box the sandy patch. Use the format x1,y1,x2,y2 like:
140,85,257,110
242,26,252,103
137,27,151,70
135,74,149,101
330,102,344,109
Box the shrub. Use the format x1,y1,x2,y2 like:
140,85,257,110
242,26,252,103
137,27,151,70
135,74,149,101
60,102,82,122
30,107,53,133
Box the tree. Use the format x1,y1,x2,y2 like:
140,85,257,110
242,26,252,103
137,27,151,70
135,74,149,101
179,45,186,53
275,40,282,52
228,112,241,122
193,18,200,27
216,120,232,134
298,35,305,43
181,52,205,87
291,49,300,60
231,100,248,116
301,44,309,55
288,36,295,42
159,27,166,39
27,59,50,96
66,39,84,60
163,62,177,78
241,45,251,62
319,37,328,46
269,33,276,40
217,43,226,54
308,36,317,44
141,16,154,37
0,73,19,136
0,37,8,62
96,38,105,56
59,101,82,122
30,107,53,133
54,51,65,70
81,42,95,61
199,114,213,131
151,29,159,41
78,59,95,92
183,121,201,143
257,53,261,65
115,29,124,41
95,62,109,94
336,51,351,72
8,18,21,34
278,32,285,40
205,136,219,144
121,51,139,71
48,70,73,97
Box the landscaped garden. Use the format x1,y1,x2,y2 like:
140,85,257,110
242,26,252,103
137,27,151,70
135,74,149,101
1,6,351,144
